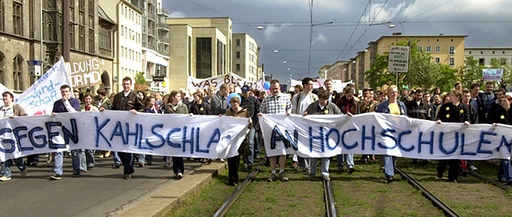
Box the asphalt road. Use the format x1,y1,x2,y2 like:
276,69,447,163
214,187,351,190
0,154,203,217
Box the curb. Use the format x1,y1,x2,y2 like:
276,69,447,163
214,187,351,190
117,162,227,217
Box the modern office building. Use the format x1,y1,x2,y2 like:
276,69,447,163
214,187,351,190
166,17,232,91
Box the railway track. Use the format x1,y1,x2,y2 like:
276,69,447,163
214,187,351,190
213,158,338,217
395,166,461,217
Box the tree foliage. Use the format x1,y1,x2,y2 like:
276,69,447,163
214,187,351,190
135,72,146,85
365,39,458,92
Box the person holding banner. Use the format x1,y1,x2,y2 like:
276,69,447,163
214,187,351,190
303,89,341,181
488,92,512,185
335,86,359,174
110,77,145,180
210,84,229,115
50,85,82,180
223,96,251,186
258,79,292,182
95,88,112,159
80,94,98,171
161,90,189,179
435,89,470,183
375,85,407,183
291,77,318,173
0,91,28,181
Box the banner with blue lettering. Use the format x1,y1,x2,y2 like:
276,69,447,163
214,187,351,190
259,113,512,160
0,111,249,162
12,57,71,116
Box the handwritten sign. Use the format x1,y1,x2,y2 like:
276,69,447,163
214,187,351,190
259,113,511,159
14,58,71,116
482,68,503,81
186,73,262,93
388,46,410,73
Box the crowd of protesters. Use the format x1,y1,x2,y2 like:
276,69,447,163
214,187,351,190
0,76,510,187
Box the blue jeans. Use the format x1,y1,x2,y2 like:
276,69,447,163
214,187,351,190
498,159,512,181
336,154,354,169
1,158,26,178
112,151,121,165
71,149,84,171
310,158,330,176
54,152,64,175
85,149,95,168
383,155,395,177
247,128,255,164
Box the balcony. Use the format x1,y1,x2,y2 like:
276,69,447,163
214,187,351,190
157,8,170,17
157,23,169,32
158,44,170,56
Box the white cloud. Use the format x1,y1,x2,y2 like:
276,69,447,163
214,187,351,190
169,11,186,18
263,23,292,41
312,33,327,44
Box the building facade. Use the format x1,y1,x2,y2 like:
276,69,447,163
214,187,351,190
166,17,232,91
344,33,466,90
0,0,116,94
465,47,512,67
232,33,258,82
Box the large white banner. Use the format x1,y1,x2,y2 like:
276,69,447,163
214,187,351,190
187,73,262,94
0,111,249,162
13,58,72,116
259,113,511,160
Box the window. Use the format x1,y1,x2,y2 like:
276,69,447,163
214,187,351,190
236,64,240,71
236,51,240,59
0,53,4,84
449,46,455,54
434,57,440,64
478,58,485,66
79,26,85,51
89,29,94,53
417,46,423,51
435,46,440,53
13,56,23,91
196,38,212,79
449,57,454,66
13,1,23,36
235,39,240,46
99,25,112,51
0,0,4,31
426,46,432,52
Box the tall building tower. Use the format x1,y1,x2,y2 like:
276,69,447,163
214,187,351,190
232,33,259,82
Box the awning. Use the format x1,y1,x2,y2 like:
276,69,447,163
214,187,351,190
146,51,169,67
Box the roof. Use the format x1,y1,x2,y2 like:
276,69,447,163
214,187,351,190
98,5,116,25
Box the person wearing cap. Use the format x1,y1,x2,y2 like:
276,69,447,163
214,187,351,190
240,85,260,169
0,91,28,181
399,85,412,103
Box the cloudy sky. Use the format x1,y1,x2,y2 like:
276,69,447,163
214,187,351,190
163,0,512,85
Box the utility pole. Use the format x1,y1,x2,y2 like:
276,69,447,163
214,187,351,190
62,0,70,61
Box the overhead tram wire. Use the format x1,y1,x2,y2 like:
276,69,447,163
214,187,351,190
308,0,314,76
333,0,371,61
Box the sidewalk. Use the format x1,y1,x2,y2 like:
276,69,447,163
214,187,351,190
117,162,227,217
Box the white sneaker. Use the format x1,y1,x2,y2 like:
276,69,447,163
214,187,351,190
177,173,183,179
469,165,477,171
0,176,12,181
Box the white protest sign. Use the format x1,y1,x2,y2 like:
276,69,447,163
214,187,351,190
14,58,72,116
388,46,410,73
0,111,249,161
186,73,262,94
482,68,503,81
259,113,511,159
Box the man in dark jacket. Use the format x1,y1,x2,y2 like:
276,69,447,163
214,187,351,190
111,77,144,180
240,85,260,169
406,89,431,164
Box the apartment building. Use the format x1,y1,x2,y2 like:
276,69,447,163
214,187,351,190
465,47,512,67
0,0,115,93
166,17,232,91
100,0,143,92
344,33,466,89
232,33,259,82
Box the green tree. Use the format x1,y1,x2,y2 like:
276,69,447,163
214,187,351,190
135,72,146,84
457,56,484,88
364,53,396,89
